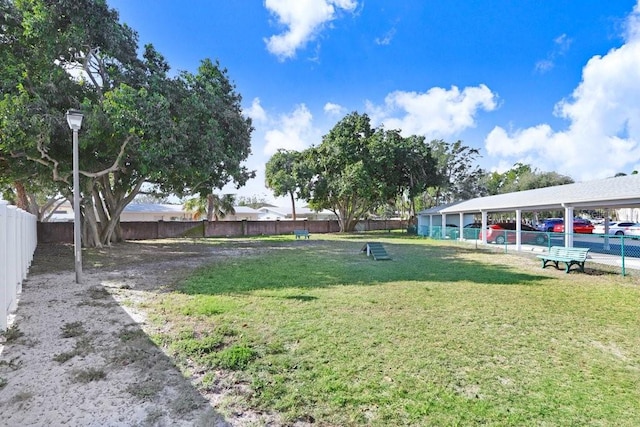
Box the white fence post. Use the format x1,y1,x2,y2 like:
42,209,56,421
7,206,18,315
1,203,38,330
0,201,7,330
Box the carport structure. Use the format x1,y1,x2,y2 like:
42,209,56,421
417,174,640,250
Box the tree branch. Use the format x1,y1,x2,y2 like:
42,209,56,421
82,47,104,96
80,135,132,178
25,135,70,185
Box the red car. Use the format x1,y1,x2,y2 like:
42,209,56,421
552,219,594,234
480,222,548,245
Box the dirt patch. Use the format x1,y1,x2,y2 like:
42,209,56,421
0,240,285,426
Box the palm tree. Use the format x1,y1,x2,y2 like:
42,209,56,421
184,193,236,221
183,197,207,220
206,193,236,221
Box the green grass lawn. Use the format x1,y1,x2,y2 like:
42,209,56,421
145,233,640,426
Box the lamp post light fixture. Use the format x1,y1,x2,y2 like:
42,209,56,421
66,109,84,284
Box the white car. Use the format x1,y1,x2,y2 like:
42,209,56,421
625,224,640,237
592,221,640,235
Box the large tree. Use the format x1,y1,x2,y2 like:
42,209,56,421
420,140,486,208
299,112,438,231
265,149,310,220
0,0,88,214
370,132,438,218
1,0,253,246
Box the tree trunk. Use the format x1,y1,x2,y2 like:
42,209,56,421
410,197,416,220
334,196,371,232
82,202,103,248
13,181,31,212
206,194,215,222
40,198,66,222
98,177,145,245
78,174,145,248
289,191,297,221
113,222,123,242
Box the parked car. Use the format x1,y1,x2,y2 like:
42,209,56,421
593,221,640,235
626,225,640,238
552,219,594,234
462,222,482,239
537,218,564,232
480,222,547,245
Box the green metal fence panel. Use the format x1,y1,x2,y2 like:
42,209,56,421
420,225,638,275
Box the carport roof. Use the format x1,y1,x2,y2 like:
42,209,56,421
419,174,640,215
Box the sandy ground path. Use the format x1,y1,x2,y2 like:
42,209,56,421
0,240,281,426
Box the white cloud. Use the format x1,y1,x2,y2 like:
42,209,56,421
554,33,573,54
264,0,358,60
534,33,573,74
375,27,396,46
486,2,640,181
245,97,267,123
323,102,347,117
263,104,321,155
366,84,498,138
534,59,554,74
625,0,640,41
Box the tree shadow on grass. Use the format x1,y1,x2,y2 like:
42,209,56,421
177,240,554,296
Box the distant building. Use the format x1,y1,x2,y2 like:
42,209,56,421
219,206,261,221
120,203,191,222
47,202,74,222
257,206,336,221
45,201,261,222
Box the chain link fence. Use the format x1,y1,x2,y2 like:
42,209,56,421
419,225,640,276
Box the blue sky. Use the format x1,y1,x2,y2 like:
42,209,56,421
107,0,640,205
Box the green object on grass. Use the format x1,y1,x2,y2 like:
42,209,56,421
361,242,391,260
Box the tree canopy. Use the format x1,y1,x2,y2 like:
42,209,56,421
262,112,579,229
0,0,254,246
267,112,439,231
265,149,309,220
421,140,486,208
484,163,574,195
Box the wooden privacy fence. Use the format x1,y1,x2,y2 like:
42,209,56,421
38,219,408,243
1,201,38,330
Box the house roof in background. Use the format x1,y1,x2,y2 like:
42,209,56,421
124,204,260,214
124,203,186,213
233,206,260,214
261,206,334,215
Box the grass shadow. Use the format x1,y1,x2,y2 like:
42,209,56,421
282,295,318,301
177,237,552,296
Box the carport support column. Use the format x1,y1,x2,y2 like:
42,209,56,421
603,209,610,250
429,214,434,237
515,209,522,250
481,211,488,244
442,214,447,238
459,212,464,241
564,205,574,247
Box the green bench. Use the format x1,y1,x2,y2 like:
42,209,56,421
537,246,590,273
294,229,310,239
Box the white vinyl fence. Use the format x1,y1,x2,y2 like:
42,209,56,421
1,201,38,330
